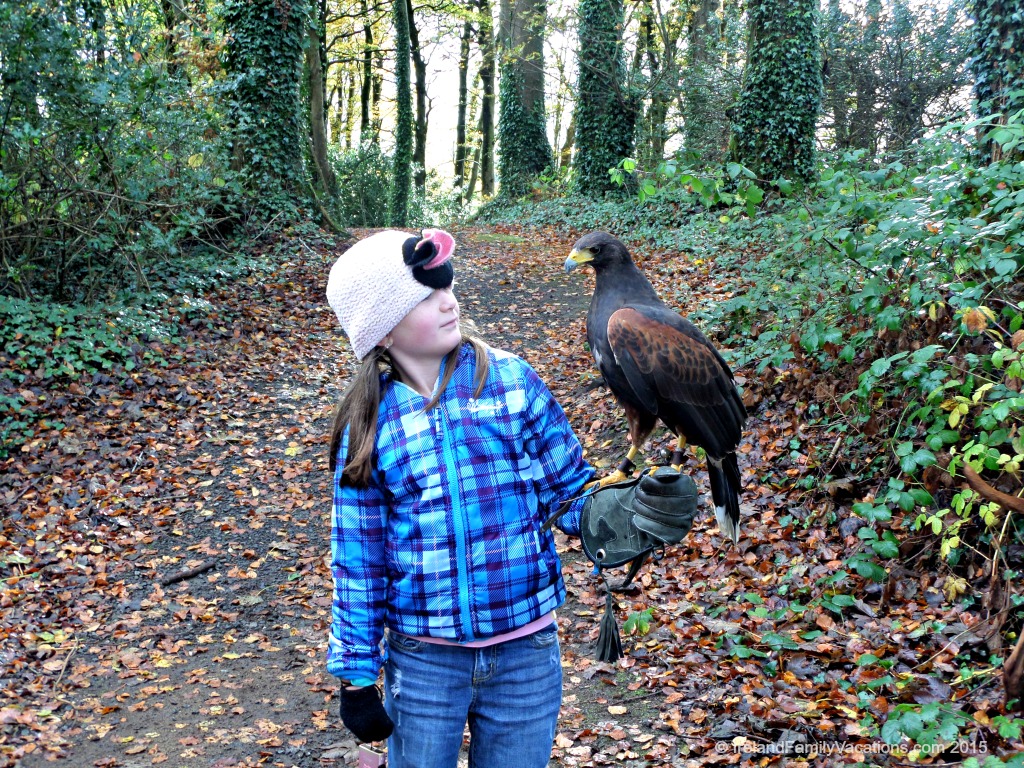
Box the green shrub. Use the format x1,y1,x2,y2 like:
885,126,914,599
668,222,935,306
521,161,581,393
331,143,394,227
0,1,249,303
704,115,1024,573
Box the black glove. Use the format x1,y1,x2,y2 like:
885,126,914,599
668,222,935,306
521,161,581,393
580,466,699,570
339,684,394,743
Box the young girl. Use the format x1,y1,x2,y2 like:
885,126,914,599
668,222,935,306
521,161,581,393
325,229,697,768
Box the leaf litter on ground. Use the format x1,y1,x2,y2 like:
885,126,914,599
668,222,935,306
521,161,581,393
2,224,1021,767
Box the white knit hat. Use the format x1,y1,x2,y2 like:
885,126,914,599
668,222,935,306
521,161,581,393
326,229,455,359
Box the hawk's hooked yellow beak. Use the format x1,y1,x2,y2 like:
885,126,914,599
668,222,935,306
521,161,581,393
564,249,593,274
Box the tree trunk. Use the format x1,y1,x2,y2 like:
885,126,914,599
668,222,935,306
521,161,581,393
328,83,341,145
360,0,373,141
372,49,384,140
345,72,357,148
407,0,428,191
389,0,413,225
455,15,473,192
466,110,484,202
466,143,481,203
498,0,552,196
224,0,308,200
160,0,185,77
730,0,821,183
87,0,107,67
517,0,546,119
973,0,1024,161
478,0,496,196
552,105,563,171
307,21,337,195
559,112,575,170
327,84,336,143
573,0,636,193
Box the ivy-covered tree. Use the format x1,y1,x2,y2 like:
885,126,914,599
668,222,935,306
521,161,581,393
497,0,552,197
972,0,1024,161
572,0,636,193
223,0,309,204
389,0,413,226
730,0,821,183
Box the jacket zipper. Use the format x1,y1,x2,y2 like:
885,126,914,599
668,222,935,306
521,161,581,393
434,354,475,641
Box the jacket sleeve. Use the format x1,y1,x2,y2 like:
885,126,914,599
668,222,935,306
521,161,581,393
520,363,594,536
326,426,390,683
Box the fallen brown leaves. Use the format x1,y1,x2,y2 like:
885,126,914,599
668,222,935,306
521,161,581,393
1,230,349,765
2,224,1022,767
466,227,1022,765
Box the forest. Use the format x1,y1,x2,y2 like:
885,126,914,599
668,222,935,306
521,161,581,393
1,0,1023,765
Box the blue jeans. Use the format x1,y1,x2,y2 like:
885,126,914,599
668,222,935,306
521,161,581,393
383,624,562,768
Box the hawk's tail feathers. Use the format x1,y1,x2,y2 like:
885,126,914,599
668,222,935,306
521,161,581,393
709,453,741,545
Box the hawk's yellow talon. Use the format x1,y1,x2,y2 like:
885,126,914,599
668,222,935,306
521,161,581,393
584,470,630,491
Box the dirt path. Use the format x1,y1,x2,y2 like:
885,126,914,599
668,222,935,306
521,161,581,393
15,227,692,768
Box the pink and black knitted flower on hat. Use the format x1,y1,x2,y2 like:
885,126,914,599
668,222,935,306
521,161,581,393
403,229,455,289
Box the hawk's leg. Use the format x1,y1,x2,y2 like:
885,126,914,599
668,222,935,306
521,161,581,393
585,446,638,490
670,436,688,471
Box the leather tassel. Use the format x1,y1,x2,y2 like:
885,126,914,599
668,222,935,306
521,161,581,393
596,579,623,662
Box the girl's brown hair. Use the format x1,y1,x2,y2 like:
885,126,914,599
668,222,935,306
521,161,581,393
329,332,490,487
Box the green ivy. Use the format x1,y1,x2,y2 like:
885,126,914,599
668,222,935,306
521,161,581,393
972,0,1024,160
498,63,552,199
572,0,637,194
222,0,309,211
332,143,394,227
730,0,822,183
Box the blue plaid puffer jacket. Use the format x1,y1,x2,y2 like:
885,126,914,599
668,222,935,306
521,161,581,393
327,343,593,683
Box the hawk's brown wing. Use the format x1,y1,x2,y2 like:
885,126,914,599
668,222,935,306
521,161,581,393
607,306,743,458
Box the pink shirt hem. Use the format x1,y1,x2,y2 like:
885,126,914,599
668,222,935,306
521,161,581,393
405,611,557,649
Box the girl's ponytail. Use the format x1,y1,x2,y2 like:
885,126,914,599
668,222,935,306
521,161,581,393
329,346,388,487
